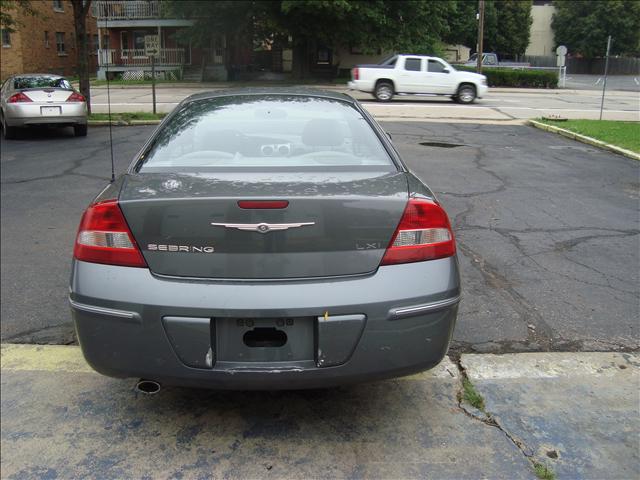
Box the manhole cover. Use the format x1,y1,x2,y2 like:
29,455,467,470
419,142,464,148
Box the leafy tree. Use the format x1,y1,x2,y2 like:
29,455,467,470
0,0,36,33
70,0,92,113
552,0,640,58
485,0,532,58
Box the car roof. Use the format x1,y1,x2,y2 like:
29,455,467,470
11,73,64,79
182,87,356,105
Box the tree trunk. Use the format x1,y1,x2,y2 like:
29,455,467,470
71,0,92,113
291,37,310,80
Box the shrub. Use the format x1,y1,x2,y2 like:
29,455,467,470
457,66,558,88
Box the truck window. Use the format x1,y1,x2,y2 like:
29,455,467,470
404,58,422,71
428,60,447,73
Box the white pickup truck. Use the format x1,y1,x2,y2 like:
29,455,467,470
348,54,488,103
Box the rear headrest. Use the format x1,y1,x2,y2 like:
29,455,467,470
302,119,345,147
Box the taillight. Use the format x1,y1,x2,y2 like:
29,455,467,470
381,199,456,265
352,67,359,80
66,92,85,102
73,200,147,267
8,92,32,103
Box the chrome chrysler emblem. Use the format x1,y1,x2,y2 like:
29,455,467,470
210,222,315,234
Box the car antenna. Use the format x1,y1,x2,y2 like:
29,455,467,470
104,15,115,183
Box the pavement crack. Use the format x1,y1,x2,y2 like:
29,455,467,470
451,355,541,473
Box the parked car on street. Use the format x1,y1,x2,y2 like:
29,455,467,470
348,54,488,103
70,88,461,391
0,74,88,139
462,53,530,69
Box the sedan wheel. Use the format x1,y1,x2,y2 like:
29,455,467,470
374,82,394,102
1,115,17,140
456,85,476,104
74,124,88,137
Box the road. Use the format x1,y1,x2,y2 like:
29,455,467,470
88,85,640,121
1,123,638,352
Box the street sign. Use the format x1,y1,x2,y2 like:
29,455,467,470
556,45,567,67
144,35,159,57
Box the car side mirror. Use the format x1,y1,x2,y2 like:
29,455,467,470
442,68,450,74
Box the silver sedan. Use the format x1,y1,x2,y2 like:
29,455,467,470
0,74,88,139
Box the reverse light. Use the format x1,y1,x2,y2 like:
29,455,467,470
73,200,147,267
66,92,86,102
8,92,32,103
381,199,456,265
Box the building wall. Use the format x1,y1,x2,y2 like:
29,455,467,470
1,0,98,81
526,3,556,56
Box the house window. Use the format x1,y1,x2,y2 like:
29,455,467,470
53,0,64,12
120,31,129,49
1,29,10,47
44,31,50,48
133,31,146,51
93,34,99,54
56,32,66,55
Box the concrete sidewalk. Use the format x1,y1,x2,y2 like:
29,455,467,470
1,345,638,479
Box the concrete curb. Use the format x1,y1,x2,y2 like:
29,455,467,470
529,120,640,161
88,119,162,126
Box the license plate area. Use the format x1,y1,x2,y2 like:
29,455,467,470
40,106,61,116
214,317,314,363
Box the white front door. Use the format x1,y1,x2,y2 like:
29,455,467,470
425,59,457,94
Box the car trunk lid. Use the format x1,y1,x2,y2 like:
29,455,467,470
118,170,408,279
20,88,74,103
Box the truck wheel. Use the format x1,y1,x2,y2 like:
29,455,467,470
455,84,476,104
374,82,394,102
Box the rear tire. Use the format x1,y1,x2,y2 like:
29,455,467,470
74,124,88,137
2,115,18,139
455,84,476,104
374,81,394,102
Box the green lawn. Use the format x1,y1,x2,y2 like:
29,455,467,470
89,112,166,122
538,119,640,153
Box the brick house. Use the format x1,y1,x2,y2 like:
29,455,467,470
0,0,98,81
93,0,227,81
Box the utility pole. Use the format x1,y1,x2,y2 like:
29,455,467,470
599,35,612,121
477,0,485,74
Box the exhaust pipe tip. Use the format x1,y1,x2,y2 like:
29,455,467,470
135,379,161,395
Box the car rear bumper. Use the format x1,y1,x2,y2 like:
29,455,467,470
4,103,87,126
70,258,460,390
348,80,375,93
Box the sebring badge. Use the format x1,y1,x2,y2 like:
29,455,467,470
210,222,315,234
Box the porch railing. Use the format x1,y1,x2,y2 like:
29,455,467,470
93,1,162,20
98,48,186,67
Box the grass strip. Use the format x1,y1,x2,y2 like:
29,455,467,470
537,119,640,153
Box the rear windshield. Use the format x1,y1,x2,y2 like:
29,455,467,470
136,95,394,171
14,76,71,90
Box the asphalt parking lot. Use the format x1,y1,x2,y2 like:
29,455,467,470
1,123,638,352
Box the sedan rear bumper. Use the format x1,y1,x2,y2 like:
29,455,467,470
4,103,87,126
70,258,460,389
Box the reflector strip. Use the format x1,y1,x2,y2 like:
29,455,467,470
238,200,289,209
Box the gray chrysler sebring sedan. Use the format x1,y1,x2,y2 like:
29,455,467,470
70,89,460,390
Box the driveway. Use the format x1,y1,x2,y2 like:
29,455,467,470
1,124,638,352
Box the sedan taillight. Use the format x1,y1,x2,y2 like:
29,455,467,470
73,200,147,267
66,92,85,102
381,199,456,265
8,92,32,103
